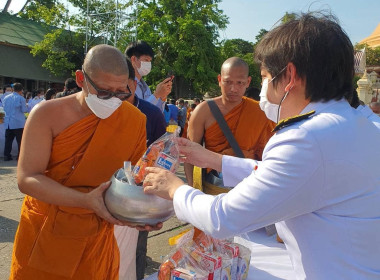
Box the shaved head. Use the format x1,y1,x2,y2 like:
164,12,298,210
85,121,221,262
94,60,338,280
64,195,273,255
83,44,128,77
221,57,249,76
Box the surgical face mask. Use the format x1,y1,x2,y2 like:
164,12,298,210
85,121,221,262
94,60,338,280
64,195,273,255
85,93,122,119
259,66,290,123
259,78,280,123
137,61,152,76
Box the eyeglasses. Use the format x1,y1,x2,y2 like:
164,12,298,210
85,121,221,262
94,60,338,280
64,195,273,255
82,69,132,101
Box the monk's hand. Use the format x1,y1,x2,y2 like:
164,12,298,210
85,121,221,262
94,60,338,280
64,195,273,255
143,167,184,200
176,138,222,171
134,222,163,232
118,221,163,231
154,77,172,100
87,181,124,226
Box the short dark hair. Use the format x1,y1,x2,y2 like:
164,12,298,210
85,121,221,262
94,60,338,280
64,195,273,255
178,98,185,105
125,40,154,59
245,87,260,101
125,57,135,80
45,88,56,100
13,83,23,92
255,12,354,102
65,78,78,91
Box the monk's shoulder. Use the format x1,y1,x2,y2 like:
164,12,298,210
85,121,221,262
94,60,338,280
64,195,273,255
28,96,69,122
119,102,146,132
121,101,145,120
243,98,267,117
190,100,212,123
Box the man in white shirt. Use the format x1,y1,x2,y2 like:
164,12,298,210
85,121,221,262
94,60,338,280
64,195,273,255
125,40,173,112
142,13,380,280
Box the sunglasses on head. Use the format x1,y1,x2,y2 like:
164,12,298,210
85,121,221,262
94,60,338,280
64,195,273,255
82,69,132,101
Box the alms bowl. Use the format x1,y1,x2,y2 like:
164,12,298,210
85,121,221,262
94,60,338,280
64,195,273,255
104,170,175,226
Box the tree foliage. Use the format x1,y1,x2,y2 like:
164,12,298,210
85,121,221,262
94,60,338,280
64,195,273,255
355,43,380,66
128,0,228,97
11,0,281,95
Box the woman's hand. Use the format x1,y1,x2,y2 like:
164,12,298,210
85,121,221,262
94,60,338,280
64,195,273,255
143,167,185,200
176,138,223,172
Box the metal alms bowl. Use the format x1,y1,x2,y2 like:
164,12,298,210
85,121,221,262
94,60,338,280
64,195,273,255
104,170,175,226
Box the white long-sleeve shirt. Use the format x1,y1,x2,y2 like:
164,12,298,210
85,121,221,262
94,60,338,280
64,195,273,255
357,104,380,130
173,99,380,280
134,77,165,112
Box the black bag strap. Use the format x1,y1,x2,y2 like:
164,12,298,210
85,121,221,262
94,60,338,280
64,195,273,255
207,100,245,158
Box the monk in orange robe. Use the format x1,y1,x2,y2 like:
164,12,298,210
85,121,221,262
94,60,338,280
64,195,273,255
9,45,158,280
185,57,274,191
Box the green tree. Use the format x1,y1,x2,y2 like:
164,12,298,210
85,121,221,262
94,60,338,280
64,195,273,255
127,0,228,98
220,39,253,58
355,43,380,66
282,12,296,23
18,0,131,77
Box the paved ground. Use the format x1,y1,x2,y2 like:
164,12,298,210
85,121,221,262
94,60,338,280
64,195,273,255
0,159,191,279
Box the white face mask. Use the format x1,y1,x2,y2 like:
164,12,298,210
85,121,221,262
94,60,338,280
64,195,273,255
259,78,280,123
259,66,290,123
137,61,152,77
85,93,122,119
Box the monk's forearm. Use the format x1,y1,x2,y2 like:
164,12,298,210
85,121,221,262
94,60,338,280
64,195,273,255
184,163,194,186
18,174,89,209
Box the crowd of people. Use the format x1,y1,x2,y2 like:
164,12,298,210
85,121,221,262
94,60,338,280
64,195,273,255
2,11,380,280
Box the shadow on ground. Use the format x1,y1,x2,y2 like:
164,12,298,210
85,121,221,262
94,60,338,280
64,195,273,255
0,216,18,243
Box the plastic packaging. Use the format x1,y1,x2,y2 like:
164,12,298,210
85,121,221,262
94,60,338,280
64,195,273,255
159,229,251,280
133,128,180,185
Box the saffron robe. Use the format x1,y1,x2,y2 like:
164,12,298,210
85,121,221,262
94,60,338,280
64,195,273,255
9,102,146,280
204,97,274,160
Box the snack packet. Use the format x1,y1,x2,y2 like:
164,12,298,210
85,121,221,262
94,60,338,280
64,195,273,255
133,128,180,184
235,243,251,280
213,239,239,280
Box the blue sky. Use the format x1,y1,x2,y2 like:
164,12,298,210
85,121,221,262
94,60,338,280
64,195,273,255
219,0,380,44
1,0,379,45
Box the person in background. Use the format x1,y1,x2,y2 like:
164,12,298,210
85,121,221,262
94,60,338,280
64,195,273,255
167,99,179,125
0,87,3,107
349,90,380,130
113,58,167,280
369,102,380,115
28,88,45,112
143,13,380,279
177,98,187,137
45,88,57,101
163,103,170,126
125,40,173,112
9,44,160,280
25,92,33,105
3,83,28,161
193,98,201,106
184,57,274,189
1,84,13,105
55,78,81,98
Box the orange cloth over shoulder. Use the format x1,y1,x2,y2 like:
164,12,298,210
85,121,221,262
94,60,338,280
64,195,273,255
9,102,146,280
204,97,274,160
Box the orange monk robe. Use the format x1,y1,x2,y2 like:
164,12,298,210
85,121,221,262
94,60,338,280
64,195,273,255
181,107,193,139
9,102,146,280
204,97,274,160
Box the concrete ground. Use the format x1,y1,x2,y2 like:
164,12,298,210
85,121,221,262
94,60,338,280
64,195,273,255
0,159,191,279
